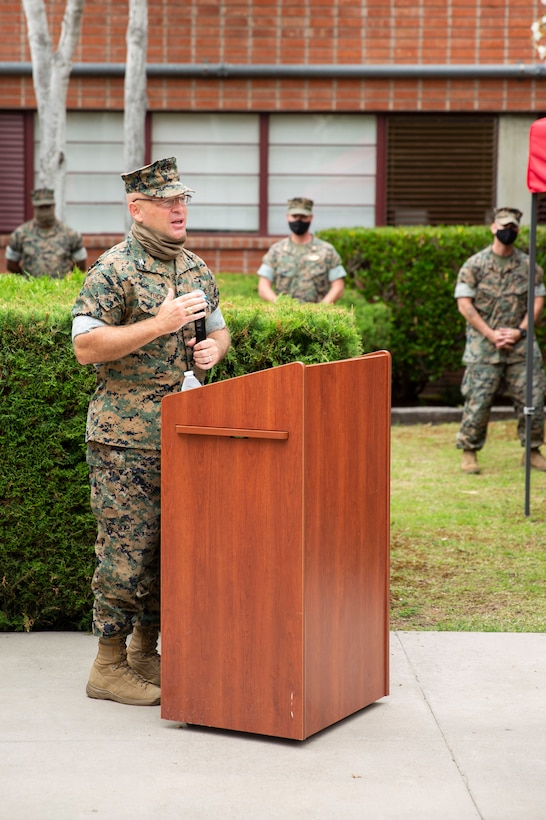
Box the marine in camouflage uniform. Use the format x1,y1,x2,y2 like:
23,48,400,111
72,157,230,705
73,233,224,632
6,188,87,278
455,206,546,473
257,197,347,303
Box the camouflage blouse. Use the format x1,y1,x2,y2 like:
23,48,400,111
7,220,86,278
72,233,222,450
258,236,346,302
454,245,546,365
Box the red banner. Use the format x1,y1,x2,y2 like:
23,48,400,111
527,117,546,193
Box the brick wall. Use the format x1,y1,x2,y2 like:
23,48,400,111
0,232,278,275
2,0,546,115
18,0,543,69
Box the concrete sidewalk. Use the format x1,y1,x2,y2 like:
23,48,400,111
1,631,545,820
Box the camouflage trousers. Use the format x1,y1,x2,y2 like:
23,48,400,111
456,358,545,451
87,442,161,638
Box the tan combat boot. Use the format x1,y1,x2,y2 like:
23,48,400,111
127,625,161,686
87,635,161,705
521,448,546,471
461,450,480,474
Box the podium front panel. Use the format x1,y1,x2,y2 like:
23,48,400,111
161,364,307,738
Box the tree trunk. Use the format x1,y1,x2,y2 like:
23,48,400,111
124,0,148,174
22,0,85,221
123,0,149,231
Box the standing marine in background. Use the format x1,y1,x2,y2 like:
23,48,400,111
257,197,347,304
455,206,546,474
6,188,87,277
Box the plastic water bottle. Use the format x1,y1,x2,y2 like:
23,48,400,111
181,370,202,392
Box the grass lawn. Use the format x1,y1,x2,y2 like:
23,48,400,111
390,420,546,632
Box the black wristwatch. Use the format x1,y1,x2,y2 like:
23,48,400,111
518,327,527,340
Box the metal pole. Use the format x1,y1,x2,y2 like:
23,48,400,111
524,193,538,516
2,61,546,80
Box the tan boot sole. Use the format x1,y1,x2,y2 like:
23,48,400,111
86,681,160,706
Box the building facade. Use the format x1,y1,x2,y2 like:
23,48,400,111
1,0,545,271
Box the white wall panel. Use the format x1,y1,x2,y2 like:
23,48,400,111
68,203,126,234
268,206,375,235
188,205,259,232
497,115,536,225
270,114,376,145
269,176,375,205
153,114,260,230
36,112,125,234
153,113,259,143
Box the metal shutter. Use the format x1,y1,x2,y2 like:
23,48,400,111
386,115,497,226
0,112,27,232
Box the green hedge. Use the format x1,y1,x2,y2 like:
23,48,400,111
0,309,97,632
0,274,368,632
7,220,543,630
317,225,546,403
214,293,383,381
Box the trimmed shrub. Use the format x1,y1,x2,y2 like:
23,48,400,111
0,309,96,631
0,274,367,631
213,296,366,381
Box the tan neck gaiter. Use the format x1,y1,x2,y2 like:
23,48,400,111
131,221,186,261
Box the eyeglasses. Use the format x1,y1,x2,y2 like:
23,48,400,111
133,194,192,208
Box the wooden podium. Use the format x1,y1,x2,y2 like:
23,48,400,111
160,352,390,740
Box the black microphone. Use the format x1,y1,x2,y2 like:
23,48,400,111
193,288,207,342
194,288,207,344
194,315,207,342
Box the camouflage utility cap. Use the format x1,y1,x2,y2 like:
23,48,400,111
288,197,313,216
31,188,55,206
121,157,195,199
494,207,522,227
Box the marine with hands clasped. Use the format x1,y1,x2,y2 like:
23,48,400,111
72,157,230,706
455,206,546,474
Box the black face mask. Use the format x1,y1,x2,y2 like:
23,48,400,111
288,219,310,236
496,227,518,246
34,205,56,229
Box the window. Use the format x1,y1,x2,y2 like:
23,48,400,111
153,113,260,231
268,114,376,234
36,112,125,234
